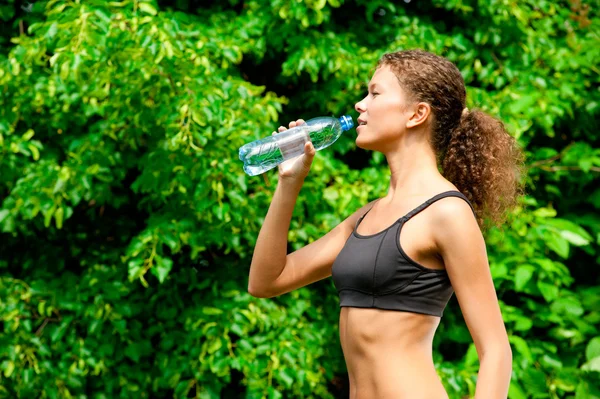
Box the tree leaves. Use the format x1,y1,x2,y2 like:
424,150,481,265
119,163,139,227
0,0,599,398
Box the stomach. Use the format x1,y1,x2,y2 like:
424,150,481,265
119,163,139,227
339,307,449,399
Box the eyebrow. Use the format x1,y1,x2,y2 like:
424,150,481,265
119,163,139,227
368,83,379,91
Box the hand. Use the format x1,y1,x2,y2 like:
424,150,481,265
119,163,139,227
272,119,316,182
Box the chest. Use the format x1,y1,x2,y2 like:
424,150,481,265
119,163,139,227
332,222,440,293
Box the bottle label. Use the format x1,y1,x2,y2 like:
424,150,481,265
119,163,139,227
278,127,311,160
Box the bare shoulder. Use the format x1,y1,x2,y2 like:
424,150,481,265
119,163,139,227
429,194,480,244
430,195,475,222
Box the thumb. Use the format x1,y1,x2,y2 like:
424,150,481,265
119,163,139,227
302,141,315,166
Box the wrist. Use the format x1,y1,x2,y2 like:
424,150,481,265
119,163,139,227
277,176,305,192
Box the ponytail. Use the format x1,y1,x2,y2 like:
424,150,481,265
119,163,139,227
442,109,524,228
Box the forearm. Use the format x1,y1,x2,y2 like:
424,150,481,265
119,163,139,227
474,347,512,399
247,178,303,296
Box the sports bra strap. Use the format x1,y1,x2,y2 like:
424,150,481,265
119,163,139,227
355,191,475,231
402,190,475,221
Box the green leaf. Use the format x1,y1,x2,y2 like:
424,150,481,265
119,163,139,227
268,386,283,399
54,206,64,229
586,337,600,362
545,218,593,246
551,297,584,317
3,361,14,378
43,204,57,228
515,265,534,291
152,255,173,283
138,2,157,15
540,354,562,370
27,144,40,161
560,230,590,246
0,209,10,224
277,368,295,388
537,281,559,302
545,231,570,258
581,356,600,372
207,338,222,354
509,335,533,363
202,307,223,315
533,207,557,218
513,315,533,332
22,129,34,141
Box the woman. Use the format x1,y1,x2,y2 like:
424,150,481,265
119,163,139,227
248,49,522,398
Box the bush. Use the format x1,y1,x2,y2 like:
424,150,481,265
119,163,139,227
1,0,599,398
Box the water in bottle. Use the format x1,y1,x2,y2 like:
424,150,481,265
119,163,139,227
239,115,354,176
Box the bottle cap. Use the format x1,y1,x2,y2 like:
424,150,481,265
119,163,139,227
339,115,354,131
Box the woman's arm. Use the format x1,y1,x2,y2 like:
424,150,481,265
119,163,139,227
432,197,512,399
247,119,377,298
247,178,304,296
248,178,377,298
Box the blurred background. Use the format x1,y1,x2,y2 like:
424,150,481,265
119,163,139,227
0,0,599,398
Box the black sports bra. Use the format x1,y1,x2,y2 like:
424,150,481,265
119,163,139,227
331,191,475,317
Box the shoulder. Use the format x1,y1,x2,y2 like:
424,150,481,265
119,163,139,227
429,194,481,248
430,195,475,223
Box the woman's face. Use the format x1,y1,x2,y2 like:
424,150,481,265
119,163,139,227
354,65,413,151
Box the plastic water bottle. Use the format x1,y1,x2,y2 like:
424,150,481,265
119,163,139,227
239,115,354,176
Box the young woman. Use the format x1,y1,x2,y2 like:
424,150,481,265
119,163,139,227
248,49,522,398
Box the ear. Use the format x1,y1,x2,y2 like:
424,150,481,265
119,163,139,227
406,102,431,128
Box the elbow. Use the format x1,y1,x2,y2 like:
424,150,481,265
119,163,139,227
500,344,513,371
481,342,513,368
501,342,513,363
247,283,274,298
248,287,268,298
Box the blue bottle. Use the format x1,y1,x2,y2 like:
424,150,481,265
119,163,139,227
239,115,354,176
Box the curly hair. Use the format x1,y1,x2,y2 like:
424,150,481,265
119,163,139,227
377,50,524,227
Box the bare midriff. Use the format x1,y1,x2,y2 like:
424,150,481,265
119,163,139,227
339,307,449,399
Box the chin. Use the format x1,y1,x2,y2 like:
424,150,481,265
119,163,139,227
355,134,373,151
355,135,364,149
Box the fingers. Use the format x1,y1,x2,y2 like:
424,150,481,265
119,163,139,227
273,126,287,135
288,119,305,129
306,141,315,154
302,141,315,168
273,119,304,135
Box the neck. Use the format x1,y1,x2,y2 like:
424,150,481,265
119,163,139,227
383,129,444,201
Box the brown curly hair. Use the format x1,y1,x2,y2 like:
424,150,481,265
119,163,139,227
378,50,524,227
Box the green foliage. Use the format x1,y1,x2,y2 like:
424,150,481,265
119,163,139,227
1,0,599,398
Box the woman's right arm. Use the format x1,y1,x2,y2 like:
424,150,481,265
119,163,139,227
247,178,375,298
247,119,374,298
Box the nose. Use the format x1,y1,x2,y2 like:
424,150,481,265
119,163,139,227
355,98,367,113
